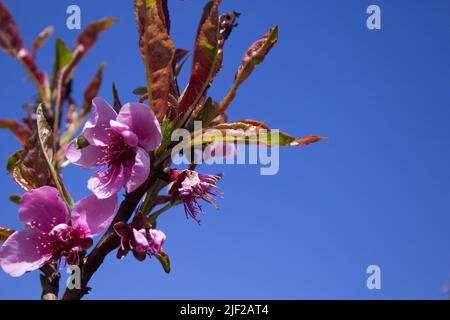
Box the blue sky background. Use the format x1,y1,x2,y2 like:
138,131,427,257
1,0,450,299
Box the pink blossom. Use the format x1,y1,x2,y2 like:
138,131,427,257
113,215,166,261
66,97,162,199
169,170,222,224
0,186,117,277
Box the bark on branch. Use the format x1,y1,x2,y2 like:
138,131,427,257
40,263,60,300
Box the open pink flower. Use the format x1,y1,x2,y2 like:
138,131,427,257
113,215,166,261
66,97,162,199
0,186,117,277
168,170,222,224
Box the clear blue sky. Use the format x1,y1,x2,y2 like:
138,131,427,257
1,0,450,299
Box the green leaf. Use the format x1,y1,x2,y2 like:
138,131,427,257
51,38,73,90
74,135,89,149
200,122,294,147
36,105,54,163
52,18,115,94
8,195,21,205
6,150,24,173
135,0,175,122
0,227,14,244
191,97,217,127
51,38,72,87
189,120,325,147
155,252,170,274
36,105,73,207
154,116,176,156
132,87,147,96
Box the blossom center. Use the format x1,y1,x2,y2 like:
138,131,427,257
44,224,93,265
99,129,137,167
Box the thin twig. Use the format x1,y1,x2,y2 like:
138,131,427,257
52,47,83,152
148,200,181,223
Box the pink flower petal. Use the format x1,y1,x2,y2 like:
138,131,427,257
83,97,117,146
125,148,150,193
19,186,69,233
109,120,139,147
0,229,51,277
65,140,103,168
71,194,118,237
131,229,149,251
116,103,162,151
88,164,125,199
149,229,166,254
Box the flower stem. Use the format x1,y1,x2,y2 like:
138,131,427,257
147,200,181,224
139,178,167,215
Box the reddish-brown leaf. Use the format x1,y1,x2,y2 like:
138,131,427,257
0,119,32,147
135,0,175,122
0,1,47,89
31,26,53,57
212,11,239,79
60,64,105,146
239,119,270,130
0,1,24,54
178,0,222,119
171,48,189,98
161,0,170,34
235,27,278,84
74,17,117,57
173,48,189,69
82,64,105,114
112,81,122,113
295,136,326,146
12,133,51,191
216,27,278,115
